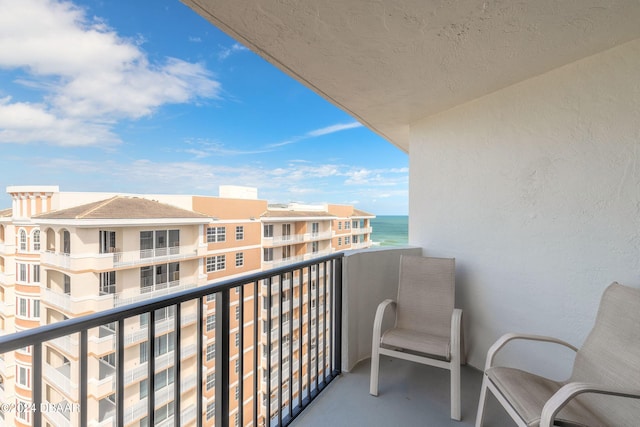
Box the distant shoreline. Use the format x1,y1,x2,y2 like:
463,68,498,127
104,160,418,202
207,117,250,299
370,215,408,246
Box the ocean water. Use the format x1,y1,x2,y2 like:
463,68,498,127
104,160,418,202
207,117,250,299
370,215,408,246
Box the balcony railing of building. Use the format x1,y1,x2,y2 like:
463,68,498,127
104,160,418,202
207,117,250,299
40,246,200,271
263,231,333,247
0,253,343,427
350,226,372,235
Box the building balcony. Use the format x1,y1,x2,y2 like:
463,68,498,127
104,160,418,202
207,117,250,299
40,245,200,272
0,242,15,255
350,226,372,235
0,248,514,427
0,271,14,285
263,231,333,247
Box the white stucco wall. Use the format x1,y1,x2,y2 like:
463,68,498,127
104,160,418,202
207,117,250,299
409,39,640,377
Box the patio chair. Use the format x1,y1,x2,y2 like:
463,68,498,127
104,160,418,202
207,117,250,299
475,282,640,427
370,255,463,420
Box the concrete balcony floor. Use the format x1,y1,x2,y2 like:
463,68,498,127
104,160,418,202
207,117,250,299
292,355,513,427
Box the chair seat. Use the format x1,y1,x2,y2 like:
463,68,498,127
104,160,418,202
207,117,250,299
381,327,450,359
486,367,605,427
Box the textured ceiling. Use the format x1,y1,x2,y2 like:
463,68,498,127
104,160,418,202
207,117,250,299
183,0,640,152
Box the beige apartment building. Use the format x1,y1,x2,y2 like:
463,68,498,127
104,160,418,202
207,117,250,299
0,185,374,427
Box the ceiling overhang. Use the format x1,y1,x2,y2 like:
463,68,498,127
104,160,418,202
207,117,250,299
182,0,640,152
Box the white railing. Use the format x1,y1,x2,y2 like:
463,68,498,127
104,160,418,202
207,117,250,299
126,311,198,345
114,280,197,307
43,407,71,427
351,226,373,235
44,363,77,397
41,287,113,313
114,246,198,267
263,231,333,247
0,271,15,286
125,344,197,384
41,246,199,271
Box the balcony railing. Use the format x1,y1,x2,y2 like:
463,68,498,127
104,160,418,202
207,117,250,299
263,231,333,247
0,253,343,427
40,246,199,271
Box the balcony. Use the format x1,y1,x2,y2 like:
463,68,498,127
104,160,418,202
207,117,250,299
40,246,200,271
0,252,347,427
0,247,520,427
263,231,333,247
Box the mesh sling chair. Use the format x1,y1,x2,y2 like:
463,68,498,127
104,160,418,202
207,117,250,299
370,255,463,420
476,282,640,427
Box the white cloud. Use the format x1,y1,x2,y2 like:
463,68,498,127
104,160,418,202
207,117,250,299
307,122,363,137
270,121,363,148
0,0,221,146
218,43,249,60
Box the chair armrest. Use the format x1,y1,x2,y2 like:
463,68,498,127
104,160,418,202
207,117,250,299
540,382,640,427
451,309,464,364
484,333,578,371
372,299,396,345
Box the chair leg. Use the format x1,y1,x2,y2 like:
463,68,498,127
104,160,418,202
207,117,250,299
475,375,489,427
451,357,461,420
369,345,380,396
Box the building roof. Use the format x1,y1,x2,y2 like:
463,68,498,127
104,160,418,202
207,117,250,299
36,196,210,221
351,209,375,218
261,210,336,219
0,208,12,218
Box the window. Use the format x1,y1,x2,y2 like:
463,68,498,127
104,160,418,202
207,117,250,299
206,314,216,332
32,265,40,283
32,230,40,251
345,221,351,230
282,245,291,259
206,293,216,302
155,332,175,357
312,242,319,253
282,224,291,240
353,235,359,244
338,237,342,246
33,300,40,319
235,359,239,373
100,271,116,295
140,230,179,256
235,226,244,240
263,248,273,262
155,402,174,423
17,366,29,387
338,221,342,230
235,306,240,321
18,264,27,282
206,402,215,420
235,333,240,348
64,274,71,294
18,298,28,317
352,220,359,229
311,222,319,236
62,230,71,254
345,236,351,245
140,379,148,399
206,343,215,361
140,341,148,363
235,252,244,267
206,226,226,243
99,230,116,254
206,255,226,273
263,224,273,238
206,372,215,391
19,229,27,251
155,367,175,391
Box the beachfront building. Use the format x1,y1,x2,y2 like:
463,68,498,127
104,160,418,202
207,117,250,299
0,185,374,427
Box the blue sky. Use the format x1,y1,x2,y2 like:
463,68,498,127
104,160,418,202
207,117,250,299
0,0,408,214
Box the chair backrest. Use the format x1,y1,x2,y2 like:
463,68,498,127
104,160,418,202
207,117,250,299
395,255,455,339
570,282,640,425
